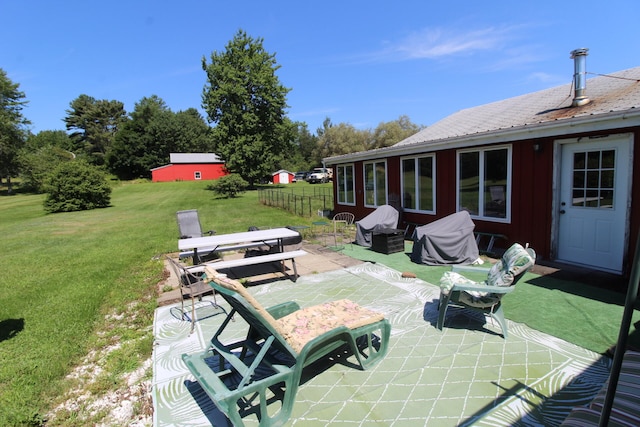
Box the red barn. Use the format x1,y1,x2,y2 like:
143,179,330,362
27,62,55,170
151,153,227,182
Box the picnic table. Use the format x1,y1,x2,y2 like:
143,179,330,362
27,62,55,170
178,227,308,280
179,227,301,261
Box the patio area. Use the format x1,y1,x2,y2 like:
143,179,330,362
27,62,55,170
152,244,612,426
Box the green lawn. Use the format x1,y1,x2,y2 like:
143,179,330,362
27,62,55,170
0,180,320,426
0,179,637,426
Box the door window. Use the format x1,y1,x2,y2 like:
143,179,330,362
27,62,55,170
571,150,615,208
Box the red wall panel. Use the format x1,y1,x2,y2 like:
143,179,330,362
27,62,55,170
152,164,227,182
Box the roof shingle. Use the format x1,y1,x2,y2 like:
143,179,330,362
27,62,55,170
395,67,640,147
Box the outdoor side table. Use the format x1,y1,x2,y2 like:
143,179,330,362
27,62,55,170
372,228,405,254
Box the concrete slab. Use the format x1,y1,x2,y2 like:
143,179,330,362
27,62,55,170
156,241,365,305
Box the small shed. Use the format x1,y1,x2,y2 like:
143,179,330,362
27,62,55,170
151,153,227,182
272,170,295,184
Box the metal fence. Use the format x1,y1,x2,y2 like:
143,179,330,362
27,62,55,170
258,187,334,217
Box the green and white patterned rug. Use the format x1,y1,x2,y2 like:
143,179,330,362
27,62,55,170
152,262,610,426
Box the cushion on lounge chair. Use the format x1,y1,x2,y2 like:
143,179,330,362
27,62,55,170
185,267,391,426
211,272,386,354
278,299,385,353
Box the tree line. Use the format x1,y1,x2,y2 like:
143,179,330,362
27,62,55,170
1,29,424,195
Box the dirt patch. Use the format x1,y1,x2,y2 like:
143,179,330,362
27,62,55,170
45,304,154,426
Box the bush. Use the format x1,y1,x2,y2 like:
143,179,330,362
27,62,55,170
43,161,112,213
206,174,248,198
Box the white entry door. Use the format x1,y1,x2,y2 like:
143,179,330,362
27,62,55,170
557,134,632,273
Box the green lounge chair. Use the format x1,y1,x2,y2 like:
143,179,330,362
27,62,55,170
181,266,391,426
437,243,535,338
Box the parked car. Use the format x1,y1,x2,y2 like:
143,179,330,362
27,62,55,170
294,171,309,182
306,168,330,184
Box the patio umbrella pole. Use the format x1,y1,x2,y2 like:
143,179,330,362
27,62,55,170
598,232,640,427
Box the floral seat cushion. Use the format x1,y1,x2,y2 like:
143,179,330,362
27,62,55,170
277,299,384,354
485,243,534,287
207,269,385,355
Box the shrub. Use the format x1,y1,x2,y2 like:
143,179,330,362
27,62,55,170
43,161,112,213
206,174,248,198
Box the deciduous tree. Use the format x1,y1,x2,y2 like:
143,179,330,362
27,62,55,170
314,118,368,160
20,130,74,192
368,115,424,149
202,29,294,186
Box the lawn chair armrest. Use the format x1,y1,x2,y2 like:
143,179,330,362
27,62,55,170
297,325,353,366
451,265,491,273
267,301,301,319
452,283,516,294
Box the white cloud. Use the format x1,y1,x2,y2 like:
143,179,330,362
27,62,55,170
351,24,538,66
394,27,507,59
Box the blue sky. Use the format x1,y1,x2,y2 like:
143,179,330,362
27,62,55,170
2,0,639,134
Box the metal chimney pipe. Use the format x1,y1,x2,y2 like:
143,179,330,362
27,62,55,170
570,48,590,106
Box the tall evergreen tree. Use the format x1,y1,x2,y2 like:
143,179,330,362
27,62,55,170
107,96,213,180
107,95,169,179
64,94,127,165
0,68,30,192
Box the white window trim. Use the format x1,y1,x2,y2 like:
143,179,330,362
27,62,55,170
336,163,356,206
194,171,202,180
363,160,388,208
456,145,512,223
400,154,436,214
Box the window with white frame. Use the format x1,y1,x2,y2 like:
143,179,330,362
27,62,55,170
336,164,355,205
401,155,435,213
194,171,202,180
457,146,511,221
364,160,387,207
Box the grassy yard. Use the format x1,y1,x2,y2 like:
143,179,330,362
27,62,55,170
1,179,637,425
0,180,320,426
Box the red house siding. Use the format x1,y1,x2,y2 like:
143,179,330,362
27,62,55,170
332,127,640,275
151,164,227,182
